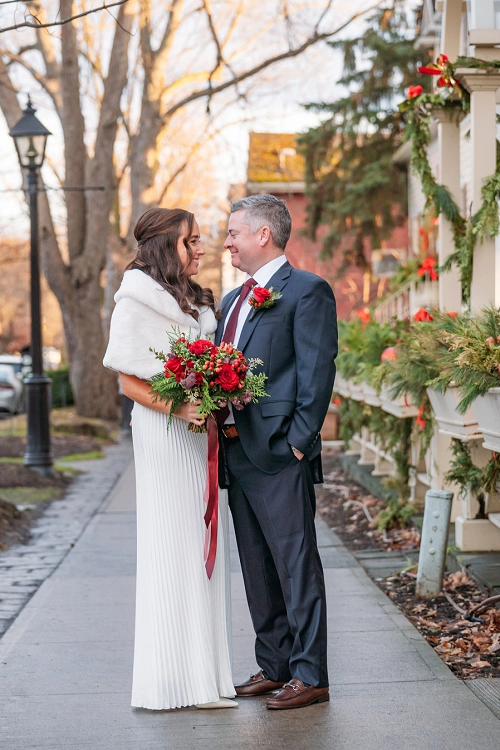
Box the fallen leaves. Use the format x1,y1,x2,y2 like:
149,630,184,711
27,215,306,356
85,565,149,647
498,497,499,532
378,571,500,679
444,570,474,590
317,463,421,552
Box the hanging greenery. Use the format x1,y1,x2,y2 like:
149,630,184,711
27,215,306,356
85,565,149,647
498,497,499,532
335,308,500,520
444,439,500,511
399,55,500,306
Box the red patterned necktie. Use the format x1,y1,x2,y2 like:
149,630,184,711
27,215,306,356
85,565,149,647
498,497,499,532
222,277,257,345
216,277,256,426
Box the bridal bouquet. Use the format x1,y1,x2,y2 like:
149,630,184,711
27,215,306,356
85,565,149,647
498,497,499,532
149,328,268,430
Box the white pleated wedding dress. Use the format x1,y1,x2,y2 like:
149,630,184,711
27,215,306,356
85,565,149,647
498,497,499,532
104,269,235,710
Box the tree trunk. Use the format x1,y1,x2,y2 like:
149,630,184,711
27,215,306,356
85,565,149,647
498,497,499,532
61,280,118,419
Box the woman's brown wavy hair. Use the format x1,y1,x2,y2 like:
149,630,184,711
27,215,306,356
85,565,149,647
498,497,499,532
127,207,219,321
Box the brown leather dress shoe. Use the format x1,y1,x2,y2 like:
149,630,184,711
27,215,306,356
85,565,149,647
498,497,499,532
266,678,329,710
235,670,286,697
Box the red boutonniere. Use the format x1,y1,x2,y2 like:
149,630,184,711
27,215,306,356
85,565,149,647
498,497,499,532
248,286,282,319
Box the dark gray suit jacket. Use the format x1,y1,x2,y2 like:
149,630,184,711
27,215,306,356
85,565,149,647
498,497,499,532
216,261,338,482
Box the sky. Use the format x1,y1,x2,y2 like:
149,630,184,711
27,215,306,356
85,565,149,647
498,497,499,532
0,0,380,241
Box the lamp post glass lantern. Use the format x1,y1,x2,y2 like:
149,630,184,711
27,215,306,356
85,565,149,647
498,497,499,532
9,97,53,475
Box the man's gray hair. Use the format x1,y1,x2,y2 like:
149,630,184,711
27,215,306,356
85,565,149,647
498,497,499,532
230,194,292,250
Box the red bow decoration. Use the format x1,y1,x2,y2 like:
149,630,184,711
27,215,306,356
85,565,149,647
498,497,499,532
417,256,438,281
414,308,433,322
356,307,371,324
418,53,460,95
407,84,423,99
416,407,426,429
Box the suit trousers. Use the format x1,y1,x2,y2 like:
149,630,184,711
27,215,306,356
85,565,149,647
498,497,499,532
225,437,328,688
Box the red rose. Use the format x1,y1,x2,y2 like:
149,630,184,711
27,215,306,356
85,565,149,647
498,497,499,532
215,363,240,392
188,339,215,356
252,286,272,305
407,84,423,99
165,356,186,382
413,308,433,322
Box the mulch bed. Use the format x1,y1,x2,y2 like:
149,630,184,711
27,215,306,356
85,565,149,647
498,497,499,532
0,434,89,551
0,463,71,489
316,452,421,552
0,434,102,459
379,571,500,679
318,450,500,680
0,497,33,549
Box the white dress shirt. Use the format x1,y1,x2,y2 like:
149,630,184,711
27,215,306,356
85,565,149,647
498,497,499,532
223,254,288,346
223,254,288,424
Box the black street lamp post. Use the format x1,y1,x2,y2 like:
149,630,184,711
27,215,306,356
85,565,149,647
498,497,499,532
9,98,53,476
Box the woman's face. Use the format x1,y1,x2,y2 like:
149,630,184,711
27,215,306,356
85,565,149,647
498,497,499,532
177,220,205,276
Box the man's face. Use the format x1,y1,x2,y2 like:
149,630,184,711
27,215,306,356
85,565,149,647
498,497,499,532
224,210,263,275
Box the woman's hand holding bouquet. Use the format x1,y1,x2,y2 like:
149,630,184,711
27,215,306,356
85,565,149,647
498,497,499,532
149,329,268,431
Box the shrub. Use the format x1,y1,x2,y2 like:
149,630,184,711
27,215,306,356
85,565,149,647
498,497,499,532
48,367,74,408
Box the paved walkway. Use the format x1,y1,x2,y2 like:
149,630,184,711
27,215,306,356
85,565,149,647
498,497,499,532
1,458,500,749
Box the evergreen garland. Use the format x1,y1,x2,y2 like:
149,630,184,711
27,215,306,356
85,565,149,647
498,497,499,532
399,57,500,306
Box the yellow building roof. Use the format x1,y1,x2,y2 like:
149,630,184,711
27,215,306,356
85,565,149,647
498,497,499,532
247,132,305,183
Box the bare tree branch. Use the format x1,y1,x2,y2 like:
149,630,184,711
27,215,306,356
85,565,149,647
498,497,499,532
60,0,87,263
163,2,383,120
3,50,58,104
0,55,67,299
201,0,233,78
0,0,129,33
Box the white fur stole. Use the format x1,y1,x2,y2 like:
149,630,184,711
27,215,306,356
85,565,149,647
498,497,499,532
103,269,217,380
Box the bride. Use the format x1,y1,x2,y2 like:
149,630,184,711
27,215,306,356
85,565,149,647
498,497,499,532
104,207,237,710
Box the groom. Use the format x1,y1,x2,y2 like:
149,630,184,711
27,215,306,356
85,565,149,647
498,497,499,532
216,194,338,710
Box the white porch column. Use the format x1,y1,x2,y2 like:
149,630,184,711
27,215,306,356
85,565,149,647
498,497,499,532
440,0,463,62
434,110,462,311
455,70,500,311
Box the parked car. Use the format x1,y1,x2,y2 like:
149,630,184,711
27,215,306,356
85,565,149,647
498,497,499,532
0,364,24,414
0,354,30,379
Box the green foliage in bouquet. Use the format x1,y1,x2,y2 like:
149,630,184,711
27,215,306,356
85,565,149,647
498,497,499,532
149,328,268,428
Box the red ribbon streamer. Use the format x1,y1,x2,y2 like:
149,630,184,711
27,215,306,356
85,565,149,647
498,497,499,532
203,416,219,579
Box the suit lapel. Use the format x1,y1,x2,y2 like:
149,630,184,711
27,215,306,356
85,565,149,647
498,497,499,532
216,287,241,345
237,261,293,353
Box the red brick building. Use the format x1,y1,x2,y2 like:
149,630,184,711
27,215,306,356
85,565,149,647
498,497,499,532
243,132,409,320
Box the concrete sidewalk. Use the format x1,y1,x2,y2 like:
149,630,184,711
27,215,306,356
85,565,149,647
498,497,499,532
1,459,500,749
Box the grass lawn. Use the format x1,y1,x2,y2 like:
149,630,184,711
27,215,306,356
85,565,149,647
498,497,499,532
57,451,104,462
1,486,64,506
